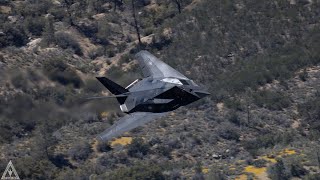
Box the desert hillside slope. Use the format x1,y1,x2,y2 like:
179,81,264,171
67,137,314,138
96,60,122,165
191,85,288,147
0,0,320,179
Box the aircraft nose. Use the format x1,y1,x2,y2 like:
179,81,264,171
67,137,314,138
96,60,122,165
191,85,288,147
194,90,210,98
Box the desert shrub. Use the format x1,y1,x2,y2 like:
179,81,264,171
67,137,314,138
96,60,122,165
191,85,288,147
15,157,57,180
48,7,66,21
207,166,227,180
148,136,161,146
251,159,268,168
289,161,308,177
0,117,17,144
77,20,98,38
43,57,83,88
98,154,115,168
192,161,205,180
0,23,28,48
299,69,308,81
127,138,150,158
11,72,28,91
0,0,9,5
143,27,154,36
243,131,295,156
69,142,93,161
167,138,182,149
54,32,83,55
16,0,52,16
217,123,240,141
118,54,133,65
0,94,73,144
156,145,172,158
298,95,320,140
105,163,165,180
88,47,105,60
224,98,244,111
94,19,112,45
228,111,241,126
117,42,127,53
96,142,112,153
268,159,290,180
24,16,46,36
106,65,123,79
49,154,73,168
106,48,116,57
253,90,291,110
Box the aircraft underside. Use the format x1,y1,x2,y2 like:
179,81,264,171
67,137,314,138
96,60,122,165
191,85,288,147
129,86,200,113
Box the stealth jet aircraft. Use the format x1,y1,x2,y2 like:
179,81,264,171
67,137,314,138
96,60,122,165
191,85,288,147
94,50,210,142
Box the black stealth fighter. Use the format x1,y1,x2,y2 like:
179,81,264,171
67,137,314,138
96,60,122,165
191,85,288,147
95,50,210,142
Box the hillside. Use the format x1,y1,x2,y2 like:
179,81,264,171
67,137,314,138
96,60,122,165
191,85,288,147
0,0,320,179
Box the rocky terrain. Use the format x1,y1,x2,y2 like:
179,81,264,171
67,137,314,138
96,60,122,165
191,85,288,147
0,0,320,179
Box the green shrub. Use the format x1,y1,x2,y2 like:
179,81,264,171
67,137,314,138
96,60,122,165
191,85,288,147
268,159,290,180
290,161,308,177
118,54,133,65
253,90,291,110
0,23,28,48
299,69,308,81
298,95,320,140
252,159,268,168
217,123,240,141
54,32,83,55
94,20,112,45
88,47,105,60
24,16,46,36
96,142,112,153
11,72,28,90
128,138,150,158
69,142,93,161
243,131,295,156
228,112,241,126
16,0,52,16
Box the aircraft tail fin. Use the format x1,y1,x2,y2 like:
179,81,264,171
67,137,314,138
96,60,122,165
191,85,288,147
96,77,128,104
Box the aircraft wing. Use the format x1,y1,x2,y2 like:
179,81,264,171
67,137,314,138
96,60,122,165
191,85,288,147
135,50,188,79
97,112,167,142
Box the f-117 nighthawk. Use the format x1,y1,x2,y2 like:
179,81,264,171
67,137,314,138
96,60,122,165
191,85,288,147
94,50,210,142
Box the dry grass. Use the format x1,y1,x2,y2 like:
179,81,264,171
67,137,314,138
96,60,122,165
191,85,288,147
0,6,11,14
260,155,277,163
235,174,247,180
235,148,298,179
202,167,209,174
244,166,267,175
110,137,133,147
279,148,296,156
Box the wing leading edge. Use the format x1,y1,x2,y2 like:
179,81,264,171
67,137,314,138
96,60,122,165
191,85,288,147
135,50,188,79
97,112,167,142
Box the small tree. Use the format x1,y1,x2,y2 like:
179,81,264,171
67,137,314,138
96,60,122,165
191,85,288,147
173,0,182,13
131,0,142,47
42,15,55,46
